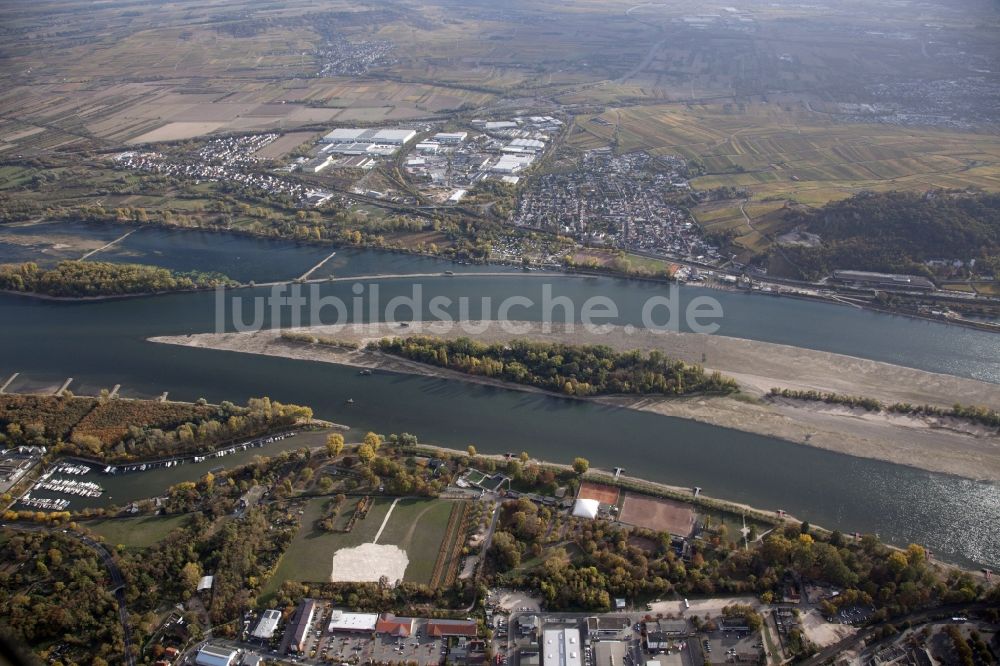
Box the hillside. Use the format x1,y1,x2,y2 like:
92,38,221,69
776,191,1000,280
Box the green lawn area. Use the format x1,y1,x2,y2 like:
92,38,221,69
83,514,191,549
376,498,458,584
261,497,394,598
261,497,461,597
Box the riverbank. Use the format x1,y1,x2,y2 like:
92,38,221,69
150,321,1000,481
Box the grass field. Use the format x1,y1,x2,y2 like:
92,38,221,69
262,496,463,596
84,514,191,549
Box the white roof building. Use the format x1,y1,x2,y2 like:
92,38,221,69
572,498,600,519
197,575,214,591
543,628,582,666
195,644,238,666
328,611,379,632
434,132,468,143
322,128,417,145
491,154,535,174
415,141,440,153
448,189,468,203
485,121,519,131
252,609,282,640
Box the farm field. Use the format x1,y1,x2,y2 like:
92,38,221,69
83,514,191,549
571,103,1000,205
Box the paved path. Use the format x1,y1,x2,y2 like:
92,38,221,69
371,497,401,544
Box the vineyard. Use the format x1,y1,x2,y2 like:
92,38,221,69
429,501,471,588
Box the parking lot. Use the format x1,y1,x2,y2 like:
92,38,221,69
308,629,445,665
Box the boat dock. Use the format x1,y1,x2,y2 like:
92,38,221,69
54,378,73,396
299,250,337,281
0,372,18,394
80,228,139,260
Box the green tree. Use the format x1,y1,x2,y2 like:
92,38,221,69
572,457,590,474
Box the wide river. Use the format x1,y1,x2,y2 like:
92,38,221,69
2,223,998,569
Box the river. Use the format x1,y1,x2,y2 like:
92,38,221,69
1,223,998,569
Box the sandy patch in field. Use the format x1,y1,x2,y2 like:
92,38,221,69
127,122,223,143
330,543,408,583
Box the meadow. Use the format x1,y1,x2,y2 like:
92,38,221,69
262,496,464,598
84,514,191,550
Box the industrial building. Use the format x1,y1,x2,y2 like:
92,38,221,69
288,599,317,654
434,132,468,143
319,128,417,157
447,189,467,203
415,141,441,153
321,128,417,145
251,609,281,640
543,628,582,666
491,154,535,174
327,610,379,633
503,138,545,154
195,644,238,666
302,155,334,173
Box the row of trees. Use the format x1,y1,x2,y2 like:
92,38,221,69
488,494,989,616
0,260,237,297
769,388,1000,429
373,337,738,397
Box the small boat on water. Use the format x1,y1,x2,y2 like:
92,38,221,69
346,398,355,404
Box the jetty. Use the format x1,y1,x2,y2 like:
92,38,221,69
299,250,337,281
54,378,73,396
80,228,139,260
0,372,18,394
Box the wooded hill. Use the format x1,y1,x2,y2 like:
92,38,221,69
776,191,1000,280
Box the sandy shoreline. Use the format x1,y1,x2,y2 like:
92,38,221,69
149,321,1000,481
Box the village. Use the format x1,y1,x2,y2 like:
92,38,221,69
513,151,720,264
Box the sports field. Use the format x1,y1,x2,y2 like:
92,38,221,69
576,481,621,505
618,493,696,537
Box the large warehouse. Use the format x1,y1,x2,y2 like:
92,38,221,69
543,628,582,666
321,128,417,145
